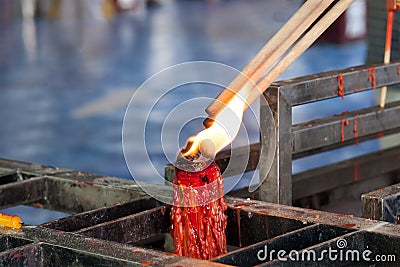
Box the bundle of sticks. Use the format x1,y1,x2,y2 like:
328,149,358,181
206,0,356,119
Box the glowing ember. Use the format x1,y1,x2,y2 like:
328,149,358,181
170,161,227,260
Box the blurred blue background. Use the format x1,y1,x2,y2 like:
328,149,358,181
0,0,375,222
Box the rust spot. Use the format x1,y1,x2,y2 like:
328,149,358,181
342,223,356,228
337,74,345,99
13,253,22,259
377,132,384,138
32,203,44,209
54,231,65,235
88,242,100,247
397,66,400,75
336,214,345,217
367,68,376,90
141,261,154,266
133,250,142,254
258,210,270,215
341,119,349,142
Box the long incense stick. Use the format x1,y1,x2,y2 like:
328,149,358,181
380,10,394,108
205,0,334,118
245,0,355,107
206,0,355,118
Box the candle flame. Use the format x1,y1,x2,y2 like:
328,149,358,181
182,84,252,159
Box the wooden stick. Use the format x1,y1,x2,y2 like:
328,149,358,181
380,10,394,108
244,0,355,108
205,0,334,118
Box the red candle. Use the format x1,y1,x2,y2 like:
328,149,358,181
170,160,227,260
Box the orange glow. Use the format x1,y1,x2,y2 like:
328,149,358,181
182,84,252,158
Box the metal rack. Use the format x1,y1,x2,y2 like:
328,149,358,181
259,60,400,204
165,60,400,206
0,158,399,266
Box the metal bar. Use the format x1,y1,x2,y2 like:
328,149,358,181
0,171,36,186
20,226,224,266
215,143,260,176
258,86,292,205
44,176,145,214
43,196,159,232
213,224,353,266
292,100,400,155
278,60,400,106
0,177,46,209
293,145,400,199
0,236,33,253
0,243,42,266
75,206,170,244
263,231,398,266
362,182,400,223
224,196,397,231
225,204,312,249
0,158,69,175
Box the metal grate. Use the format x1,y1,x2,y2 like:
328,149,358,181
0,159,399,266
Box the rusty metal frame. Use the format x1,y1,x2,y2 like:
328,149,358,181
362,182,400,223
1,158,400,266
258,60,400,204
165,61,400,205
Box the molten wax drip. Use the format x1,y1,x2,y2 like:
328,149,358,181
367,68,376,90
340,119,349,142
170,161,227,260
338,74,345,99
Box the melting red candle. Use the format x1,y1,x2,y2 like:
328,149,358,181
170,160,227,260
